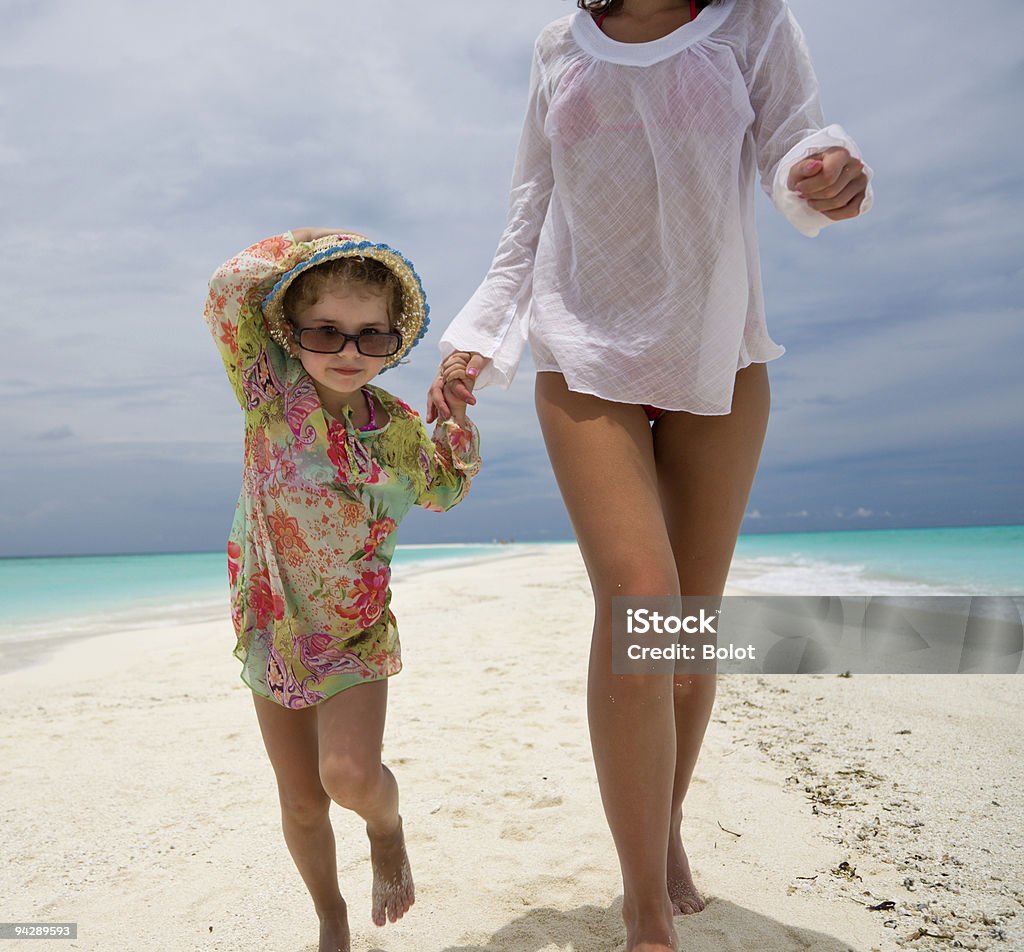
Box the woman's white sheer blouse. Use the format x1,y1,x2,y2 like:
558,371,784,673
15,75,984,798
440,0,873,414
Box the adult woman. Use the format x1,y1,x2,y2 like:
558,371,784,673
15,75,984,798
428,1,871,948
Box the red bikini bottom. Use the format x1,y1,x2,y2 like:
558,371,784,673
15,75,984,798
641,404,667,422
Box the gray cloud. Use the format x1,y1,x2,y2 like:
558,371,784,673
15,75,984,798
0,0,1021,555
37,425,74,442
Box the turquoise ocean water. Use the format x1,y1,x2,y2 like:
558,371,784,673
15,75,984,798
0,527,1020,659
730,524,1023,596
0,544,539,652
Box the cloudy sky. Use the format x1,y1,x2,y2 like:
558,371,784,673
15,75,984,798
1,0,1021,557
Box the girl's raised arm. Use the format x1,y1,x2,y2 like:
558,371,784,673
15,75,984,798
202,232,311,409
743,2,874,237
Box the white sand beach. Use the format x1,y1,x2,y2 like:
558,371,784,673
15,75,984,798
1,545,1021,951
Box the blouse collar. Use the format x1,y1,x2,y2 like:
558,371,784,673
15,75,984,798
570,0,736,67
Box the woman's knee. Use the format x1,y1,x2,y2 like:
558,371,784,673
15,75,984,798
588,557,681,613
602,563,680,596
319,756,382,812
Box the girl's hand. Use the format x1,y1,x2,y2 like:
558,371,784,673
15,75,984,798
788,147,868,222
291,227,345,243
426,352,490,423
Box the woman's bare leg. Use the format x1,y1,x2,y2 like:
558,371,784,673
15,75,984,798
651,362,771,914
252,692,350,952
535,371,680,952
315,679,414,928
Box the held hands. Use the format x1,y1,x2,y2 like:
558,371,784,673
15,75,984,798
787,147,868,222
426,352,491,425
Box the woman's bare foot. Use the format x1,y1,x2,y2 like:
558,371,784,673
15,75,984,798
367,815,415,926
623,897,680,952
667,830,706,915
317,901,350,952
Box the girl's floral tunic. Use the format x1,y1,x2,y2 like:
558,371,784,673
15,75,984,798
203,233,481,709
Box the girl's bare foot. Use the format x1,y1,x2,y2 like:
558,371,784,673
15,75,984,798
317,900,350,952
667,831,706,915
367,815,415,926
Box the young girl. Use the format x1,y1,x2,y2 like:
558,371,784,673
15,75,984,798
203,228,481,952
428,1,871,950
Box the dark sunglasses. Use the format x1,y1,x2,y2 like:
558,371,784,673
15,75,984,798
291,326,403,357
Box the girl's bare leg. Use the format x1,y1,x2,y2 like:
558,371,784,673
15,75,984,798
315,678,414,928
252,677,412,952
652,362,771,915
252,692,350,952
535,372,680,952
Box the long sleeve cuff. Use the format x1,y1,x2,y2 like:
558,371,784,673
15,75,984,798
772,123,875,237
438,299,530,391
433,417,482,479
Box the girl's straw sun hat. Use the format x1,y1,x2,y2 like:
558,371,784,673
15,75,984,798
262,232,429,373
